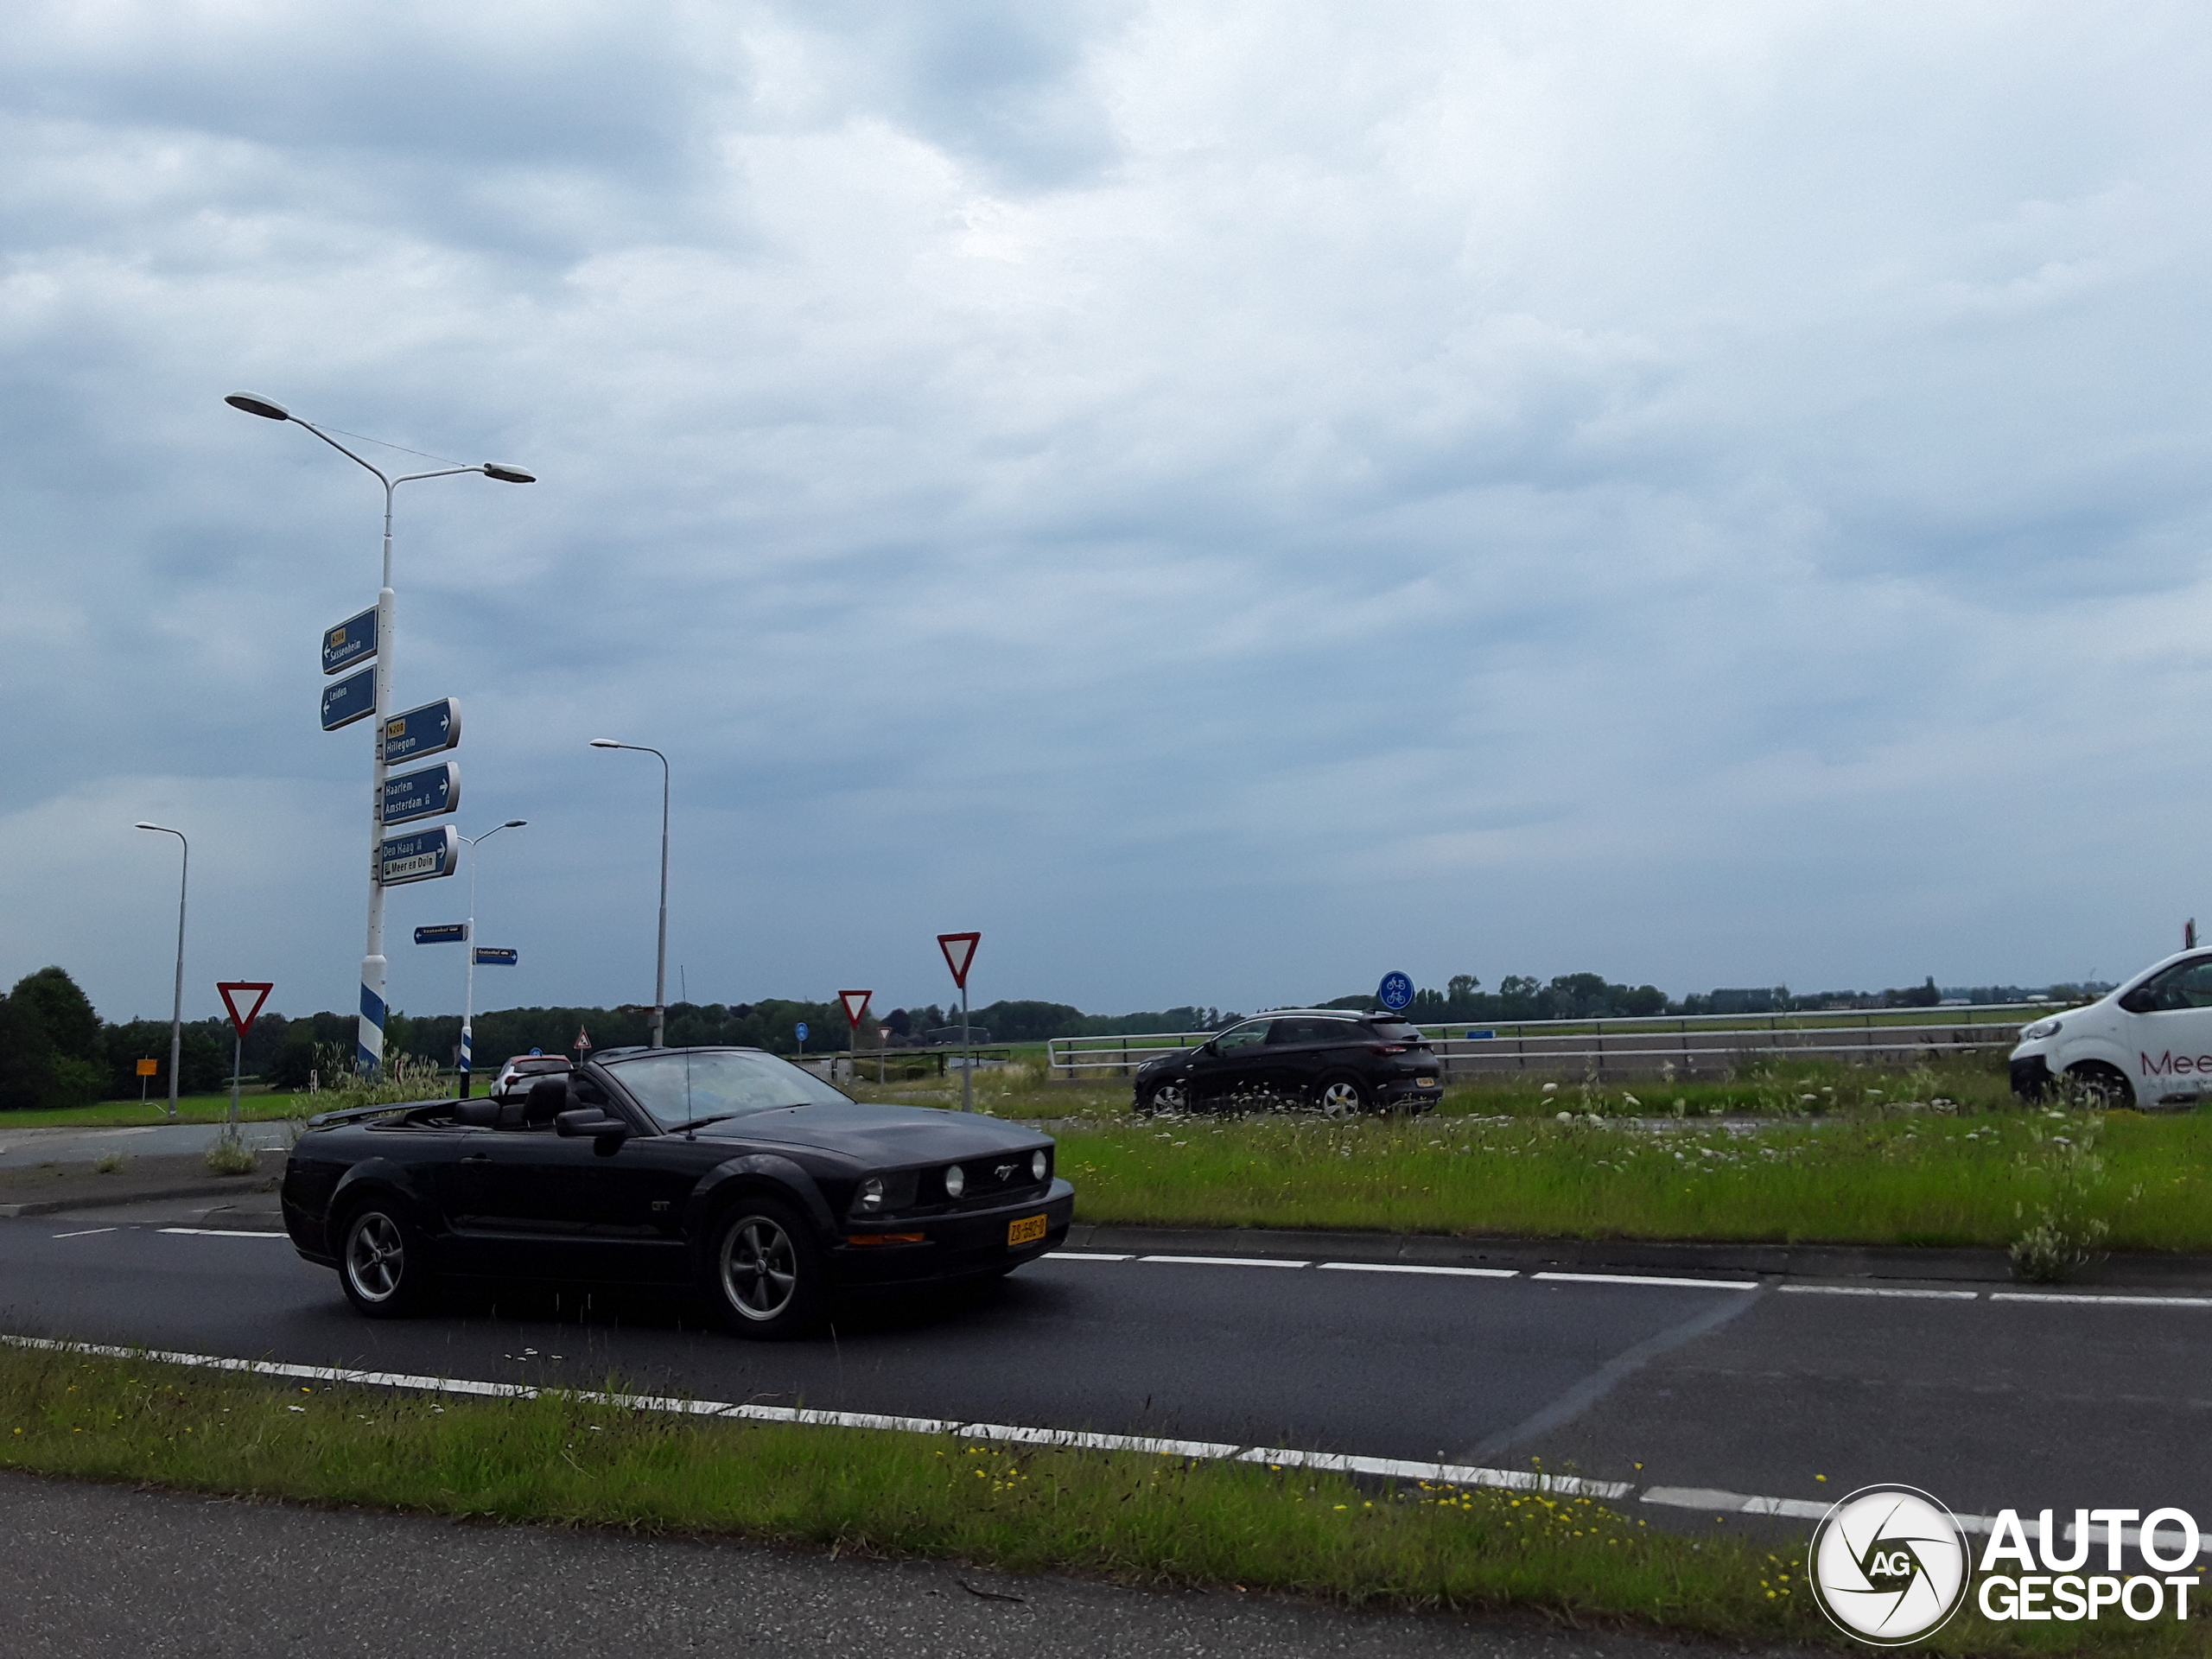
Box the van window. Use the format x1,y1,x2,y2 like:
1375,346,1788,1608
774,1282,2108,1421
2133,958,2212,1012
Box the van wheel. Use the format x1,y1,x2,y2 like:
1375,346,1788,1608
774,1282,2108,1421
2064,1063,2134,1110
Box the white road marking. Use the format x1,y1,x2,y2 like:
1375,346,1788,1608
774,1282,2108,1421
157,1228,288,1239
1642,1485,1831,1521
51,1228,119,1240
1316,1262,1519,1278
1778,1285,1980,1300
1047,1251,1135,1262
1531,1271,1759,1290
1989,1291,2212,1307
1140,1254,1310,1268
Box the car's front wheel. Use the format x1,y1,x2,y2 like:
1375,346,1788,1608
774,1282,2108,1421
338,1202,431,1318
1314,1075,1370,1118
706,1198,827,1338
2065,1062,2136,1110
1139,1079,1189,1116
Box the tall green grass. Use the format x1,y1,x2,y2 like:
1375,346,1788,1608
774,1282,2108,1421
0,1344,2177,1656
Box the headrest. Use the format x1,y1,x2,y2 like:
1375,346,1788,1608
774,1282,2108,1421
454,1099,498,1127
524,1076,569,1125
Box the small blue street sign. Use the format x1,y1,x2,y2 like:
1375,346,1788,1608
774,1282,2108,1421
795,1021,810,1043
381,761,460,827
378,824,457,887
382,697,461,765
1376,971,1414,1012
414,924,468,945
320,665,377,732
529,1047,543,1057
322,605,378,676
1465,1029,1495,1041
474,947,518,967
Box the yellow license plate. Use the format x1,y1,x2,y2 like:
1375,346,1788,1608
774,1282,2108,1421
1007,1213,1049,1247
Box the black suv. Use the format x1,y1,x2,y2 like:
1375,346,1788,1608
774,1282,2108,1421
1132,1011,1443,1116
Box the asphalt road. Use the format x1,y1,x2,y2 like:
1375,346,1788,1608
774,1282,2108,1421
1,1217,2202,1538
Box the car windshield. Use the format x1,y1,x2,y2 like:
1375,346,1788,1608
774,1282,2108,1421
601,1050,852,1128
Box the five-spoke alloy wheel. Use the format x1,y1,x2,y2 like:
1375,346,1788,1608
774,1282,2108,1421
339,1204,429,1318
709,1198,825,1338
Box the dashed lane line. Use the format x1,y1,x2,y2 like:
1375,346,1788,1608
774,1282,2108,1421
1316,1262,1519,1279
51,1228,119,1240
1989,1291,2212,1306
1778,1285,1979,1300
158,1228,289,1239
1531,1271,1760,1290
1138,1254,1310,1268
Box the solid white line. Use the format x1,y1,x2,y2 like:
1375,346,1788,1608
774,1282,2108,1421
158,1228,288,1239
1140,1255,1310,1268
1989,1292,2212,1307
1046,1251,1135,1262
1641,1485,1831,1521
1316,1262,1519,1278
1531,1271,1759,1290
964,1423,1243,1459
1239,1446,1630,1498
1778,1285,1980,1300
51,1228,119,1240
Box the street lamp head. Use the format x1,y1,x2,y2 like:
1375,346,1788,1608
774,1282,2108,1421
504,819,528,829
224,391,291,422
480,463,535,484
135,821,178,834
589,739,624,749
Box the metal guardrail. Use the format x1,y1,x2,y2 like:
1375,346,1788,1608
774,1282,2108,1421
1045,1002,2063,1081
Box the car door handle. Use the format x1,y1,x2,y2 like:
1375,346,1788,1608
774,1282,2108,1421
462,1153,492,1163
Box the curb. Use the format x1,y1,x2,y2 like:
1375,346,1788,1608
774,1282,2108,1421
1062,1223,2212,1289
0,1152,284,1219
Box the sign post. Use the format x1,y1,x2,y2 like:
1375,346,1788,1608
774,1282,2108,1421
937,932,981,1112
136,1057,157,1106
795,1020,808,1057
216,981,274,1128
840,990,874,1084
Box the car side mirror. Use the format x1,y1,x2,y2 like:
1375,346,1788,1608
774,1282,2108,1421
556,1109,629,1154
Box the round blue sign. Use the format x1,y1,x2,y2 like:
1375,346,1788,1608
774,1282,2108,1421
1376,971,1414,1012
795,1021,810,1043
528,1047,543,1057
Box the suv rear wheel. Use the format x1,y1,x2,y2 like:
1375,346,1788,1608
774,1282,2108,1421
1315,1075,1370,1118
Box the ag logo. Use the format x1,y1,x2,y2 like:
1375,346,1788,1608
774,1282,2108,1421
1808,1484,1970,1645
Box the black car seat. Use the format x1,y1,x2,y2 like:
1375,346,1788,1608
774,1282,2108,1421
454,1098,499,1127
523,1075,569,1129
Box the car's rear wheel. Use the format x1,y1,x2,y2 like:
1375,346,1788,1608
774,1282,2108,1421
1140,1080,1188,1116
1315,1075,1370,1118
706,1198,826,1339
338,1202,430,1318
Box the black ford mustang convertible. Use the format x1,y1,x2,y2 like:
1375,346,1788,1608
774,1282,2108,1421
281,1046,1075,1338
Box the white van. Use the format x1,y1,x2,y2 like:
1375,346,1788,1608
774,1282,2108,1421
2009,949,2212,1108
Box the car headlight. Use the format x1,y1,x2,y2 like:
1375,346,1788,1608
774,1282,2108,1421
858,1177,885,1210
2021,1018,2063,1041
1032,1148,1048,1182
944,1164,965,1199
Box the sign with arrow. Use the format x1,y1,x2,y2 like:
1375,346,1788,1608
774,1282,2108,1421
382,698,461,766
321,665,377,731
217,981,274,1038
378,824,457,887
414,924,468,945
839,989,873,1029
381,761,460,826
474,947,518,966
937,931,980,990
322,606,378,676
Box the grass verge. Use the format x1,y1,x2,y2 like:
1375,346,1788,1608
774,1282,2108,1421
0,1343,2182,1656
1053,1106,2210,1252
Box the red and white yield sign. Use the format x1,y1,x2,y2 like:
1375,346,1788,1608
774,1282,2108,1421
838,989,873,1030
937,931,981,990
216,982,274,1039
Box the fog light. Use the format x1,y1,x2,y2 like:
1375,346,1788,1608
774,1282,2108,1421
944,1164,965,1199
1031,1149,1048,1182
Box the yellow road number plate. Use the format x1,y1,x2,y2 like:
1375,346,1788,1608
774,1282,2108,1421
1007,1213,1049,1247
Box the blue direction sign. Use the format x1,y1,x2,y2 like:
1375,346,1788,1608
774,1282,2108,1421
474,947,518,967
414,924,468,945
378,824,457,887
322,606,378,676
1376,971,1414,1012
381,761,459,827
320,665,376,731
382,698,461,766
795,1021,809,1044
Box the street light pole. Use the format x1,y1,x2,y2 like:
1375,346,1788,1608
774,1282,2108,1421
455,819,526,1096
133,823,188,1120
589,740,670,1048
226,392,532,1076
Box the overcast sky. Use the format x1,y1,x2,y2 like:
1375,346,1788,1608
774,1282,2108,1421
5,2,2212,1028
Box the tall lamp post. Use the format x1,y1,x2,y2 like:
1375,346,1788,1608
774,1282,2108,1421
133,823,188,1120
455,819,527,1096
589,739,670,1048
226,391,533,1077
